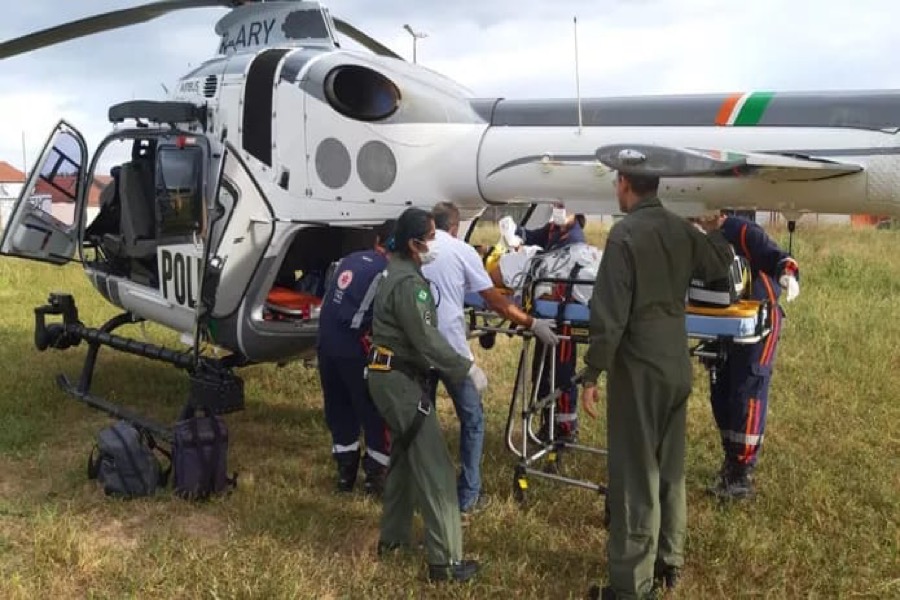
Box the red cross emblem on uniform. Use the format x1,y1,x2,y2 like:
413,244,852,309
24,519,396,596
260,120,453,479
337,270,353,290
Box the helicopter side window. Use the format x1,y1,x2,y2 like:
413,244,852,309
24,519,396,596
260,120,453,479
27,130,83,228
156,145,203,239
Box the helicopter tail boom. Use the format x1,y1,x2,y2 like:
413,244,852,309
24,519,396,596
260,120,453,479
472,108,900,216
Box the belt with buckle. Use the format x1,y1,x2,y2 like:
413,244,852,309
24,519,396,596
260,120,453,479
367,346,424,382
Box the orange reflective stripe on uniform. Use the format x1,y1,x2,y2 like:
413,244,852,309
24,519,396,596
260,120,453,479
759,274,779,366
741,398,758,463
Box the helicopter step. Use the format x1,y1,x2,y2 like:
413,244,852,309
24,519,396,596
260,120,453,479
33,293,245,437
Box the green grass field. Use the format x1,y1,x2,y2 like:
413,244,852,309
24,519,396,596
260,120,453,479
0,224,898,599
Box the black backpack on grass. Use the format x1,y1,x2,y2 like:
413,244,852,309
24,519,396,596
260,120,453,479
172,407,237,500
88,420,170,498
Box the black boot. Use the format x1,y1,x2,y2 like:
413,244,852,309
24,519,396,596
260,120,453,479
376,540,409,557
586,585,618,600
708,460,756,500
653,560,681,591
363,467,386,497
427,559,479,583
334,450,359,493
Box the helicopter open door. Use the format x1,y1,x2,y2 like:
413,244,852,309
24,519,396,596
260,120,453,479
0,121,87,265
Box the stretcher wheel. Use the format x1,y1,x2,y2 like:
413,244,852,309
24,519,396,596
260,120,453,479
542,450,562,475
479,331,496,349
513,466,528,505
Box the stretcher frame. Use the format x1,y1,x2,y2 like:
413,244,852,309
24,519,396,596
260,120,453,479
464,273,774,504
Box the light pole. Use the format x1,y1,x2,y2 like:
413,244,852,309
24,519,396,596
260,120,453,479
403,24,427,63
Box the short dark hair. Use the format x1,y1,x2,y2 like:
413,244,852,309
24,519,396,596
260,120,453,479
575,213,586,228
620,172,660,197
373,219,396,246
391,208,433,257
432,201,460,232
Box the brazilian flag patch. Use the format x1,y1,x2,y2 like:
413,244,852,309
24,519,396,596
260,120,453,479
416,289,429,303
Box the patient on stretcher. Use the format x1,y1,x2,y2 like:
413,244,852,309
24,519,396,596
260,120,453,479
468,222,770,342
484,240,603,304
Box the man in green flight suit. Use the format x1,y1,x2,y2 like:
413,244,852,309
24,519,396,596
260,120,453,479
582,148,735,599
367,207,486,583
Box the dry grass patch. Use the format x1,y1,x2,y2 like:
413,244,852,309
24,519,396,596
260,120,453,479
0,224,897,598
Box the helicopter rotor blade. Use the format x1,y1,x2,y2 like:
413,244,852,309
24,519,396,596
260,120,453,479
332,17,403,61
0,0,242,60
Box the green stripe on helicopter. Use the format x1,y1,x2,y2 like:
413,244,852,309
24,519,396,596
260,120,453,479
716,92,776,126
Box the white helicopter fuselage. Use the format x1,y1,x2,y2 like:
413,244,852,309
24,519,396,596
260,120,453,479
7,0,900,369
172,44,900,229
4,0,900,434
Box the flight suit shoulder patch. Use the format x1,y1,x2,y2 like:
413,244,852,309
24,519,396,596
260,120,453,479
416,288,430,303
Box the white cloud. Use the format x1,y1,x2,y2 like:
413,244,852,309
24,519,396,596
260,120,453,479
0,92,93,171
0,0,899,176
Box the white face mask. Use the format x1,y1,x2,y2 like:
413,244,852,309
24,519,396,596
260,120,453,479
418,239,439,264
551,207,567,225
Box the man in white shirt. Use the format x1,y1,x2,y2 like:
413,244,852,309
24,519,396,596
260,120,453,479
423,202,559,514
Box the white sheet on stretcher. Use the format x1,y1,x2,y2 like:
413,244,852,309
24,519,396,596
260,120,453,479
497,243,603,304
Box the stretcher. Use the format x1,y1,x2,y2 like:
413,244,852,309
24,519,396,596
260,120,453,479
464,273,772,504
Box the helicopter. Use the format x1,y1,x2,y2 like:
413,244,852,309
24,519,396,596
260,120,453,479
2,0,900,439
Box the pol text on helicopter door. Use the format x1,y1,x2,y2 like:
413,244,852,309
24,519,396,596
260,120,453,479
0,120,87,265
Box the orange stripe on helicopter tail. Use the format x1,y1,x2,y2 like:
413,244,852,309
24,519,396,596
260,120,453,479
715,93,743,125
760,274,778,366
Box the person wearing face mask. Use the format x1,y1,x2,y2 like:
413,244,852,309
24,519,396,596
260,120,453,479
366,207,484,583
513,202,588,444
513,201,587,251
422,201,560,517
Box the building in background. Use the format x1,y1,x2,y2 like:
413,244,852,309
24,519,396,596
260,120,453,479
0,160,105,231
0,161,26,229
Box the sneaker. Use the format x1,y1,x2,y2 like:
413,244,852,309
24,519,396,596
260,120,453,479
427,559,479,583
460,493,490,517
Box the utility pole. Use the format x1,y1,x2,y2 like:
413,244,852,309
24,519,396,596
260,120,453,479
403,24,427,64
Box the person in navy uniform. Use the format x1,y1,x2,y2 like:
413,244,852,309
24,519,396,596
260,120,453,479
513,202,588,442
317,219,397,495
707,212,800,500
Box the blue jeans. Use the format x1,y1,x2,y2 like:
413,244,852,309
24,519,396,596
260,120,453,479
436,374,484,511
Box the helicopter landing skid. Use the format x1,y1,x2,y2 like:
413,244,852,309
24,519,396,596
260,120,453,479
34,293,245,441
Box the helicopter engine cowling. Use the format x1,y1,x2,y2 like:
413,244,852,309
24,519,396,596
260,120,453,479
266,49,489,224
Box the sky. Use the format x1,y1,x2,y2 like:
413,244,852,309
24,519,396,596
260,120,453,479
0,0,898,173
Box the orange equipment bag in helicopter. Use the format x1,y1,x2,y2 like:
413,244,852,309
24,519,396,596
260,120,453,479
264,287,323,321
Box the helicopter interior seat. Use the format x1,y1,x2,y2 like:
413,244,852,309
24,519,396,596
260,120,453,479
85,166,124,256
118,159,158,260
116,158,161,286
